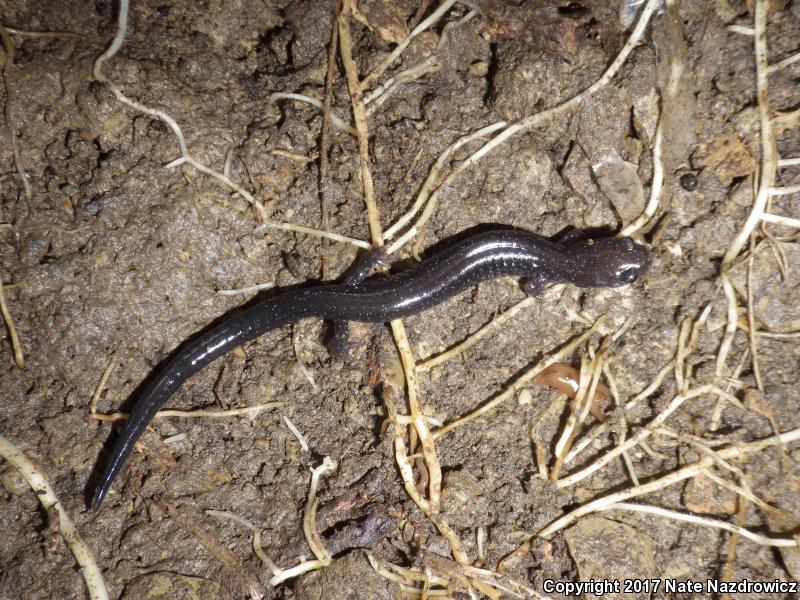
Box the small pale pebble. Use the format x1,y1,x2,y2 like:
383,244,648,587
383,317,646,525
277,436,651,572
469,61,489,77
518,389,533,406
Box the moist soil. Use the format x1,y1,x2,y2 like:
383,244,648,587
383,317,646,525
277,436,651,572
1,1,799,599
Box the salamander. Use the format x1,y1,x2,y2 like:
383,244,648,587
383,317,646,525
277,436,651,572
90,228,651,508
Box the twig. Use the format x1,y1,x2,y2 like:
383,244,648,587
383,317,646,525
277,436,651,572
760,212,800,228
383,121,508,245
0,279,24,368
458,0,661,168
318,0,342,280
217,281,275,296
1,26,32,200
746,240,764,391
89,353,117,414
254,219,371,249
391,320,442,511
365,56,441,115
283,416,310,452
359,0,459,92
620,116,664,236
768,50,800,73
603,502,795,547
93,0,269,222
269,92,355,135
416,296,536,371
536,427,800,539
727,25,755,35
0,435,109,600
433,317,604,439
716,0,776,377
89,402,283,421
555,385,713,488
3,25,79,38
154,497,264,598
769,184,800,196
339,3,384,246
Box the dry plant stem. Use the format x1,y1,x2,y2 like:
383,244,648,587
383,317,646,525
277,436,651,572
433,317,605,439
268,92,355,135
384,121,508,244
716,0,775,377
601,502,795,548
0,280,24,368
283,416,310,452
318,0,341,279
3,25,79,38
204,510,278,573
746,240,764,391
770,183,800,195
303,457,336,563
728,25,755,35
778,157,800,167
621,119,664,236
359,0,459,92
339,4,384,246
565,304,708,463
94,0,269,222
420,551,544,599
760,212,800,228
566,358,675,464
721,500,748,596
217,281,274,296
556,385,714,488
253,220,371,249
416,296,536,371
89,402,283,422
769,50,800,72
710,347,750,431
550,354,598,481
537,427,800,539
390,320,442,511
365,57,441,115
461,0,661,169
699,468,776,515
1,28,31,201
0,435,109,600
90,353,117,414
155,497,265,599
389,0,660,253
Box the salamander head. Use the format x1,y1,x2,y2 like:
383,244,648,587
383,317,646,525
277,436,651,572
564,237,651,288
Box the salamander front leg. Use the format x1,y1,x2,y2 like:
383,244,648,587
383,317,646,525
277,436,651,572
521,273,548,299
327,248,389,361
551,226,589,246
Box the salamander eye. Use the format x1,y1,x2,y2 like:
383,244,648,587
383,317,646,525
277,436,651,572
617,266,640,284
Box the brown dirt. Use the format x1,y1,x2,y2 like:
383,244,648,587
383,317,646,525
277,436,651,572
1,1,799,599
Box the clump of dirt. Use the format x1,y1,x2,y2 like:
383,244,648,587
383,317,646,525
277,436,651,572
1,1,799,599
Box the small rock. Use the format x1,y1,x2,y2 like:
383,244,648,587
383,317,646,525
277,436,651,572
691,135,757,185
351,0,409,44
564,516,656,600
683,474,737,514
121,571,221,599
561,144,600,203
468,60,489,77
592,151,645,223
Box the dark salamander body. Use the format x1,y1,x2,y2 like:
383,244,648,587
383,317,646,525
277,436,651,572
91,229,650,508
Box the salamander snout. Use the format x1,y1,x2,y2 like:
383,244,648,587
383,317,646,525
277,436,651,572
566,236,651,288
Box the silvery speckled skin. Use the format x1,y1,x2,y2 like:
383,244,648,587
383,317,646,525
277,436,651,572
91,229,650,508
